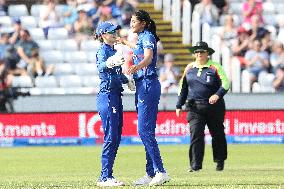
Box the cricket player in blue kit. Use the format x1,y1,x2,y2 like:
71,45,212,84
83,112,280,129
118,10,170,186
94,21,135,187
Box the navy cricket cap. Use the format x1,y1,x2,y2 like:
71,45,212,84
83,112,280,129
95,21,121,36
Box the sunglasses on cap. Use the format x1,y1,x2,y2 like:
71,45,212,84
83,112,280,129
194,49,207,54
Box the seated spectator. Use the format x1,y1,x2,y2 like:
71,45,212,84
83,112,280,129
219,14,237,52
39,0,62,38
4,46,27,76
212,0,228,15
117,0,136,26
62,0,78,34
193,0,219,26
242,0,263,29
159,53,180,93
99,0,123,25
270,41,284,73
0,33,10,60
15,29,39,70
74,6,93,47
28,49,54,78
9,18,24,45
244,39,270,85
0,0,7,16
87,0,101,28
1,33,26,76
97,5,118,25
273,64,284,92
231,26,252,67
248,15,268,40
260,30,272,55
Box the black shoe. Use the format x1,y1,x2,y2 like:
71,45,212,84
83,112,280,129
216,161,224,171
188,167,201,172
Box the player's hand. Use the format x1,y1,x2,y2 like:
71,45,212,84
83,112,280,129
209,94,219,104
176,109,182,117
127,65,140,74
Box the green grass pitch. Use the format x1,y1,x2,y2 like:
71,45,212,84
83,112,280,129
0,144,284,188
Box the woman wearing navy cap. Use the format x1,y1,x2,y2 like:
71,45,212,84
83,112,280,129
94,21,135,187
118,10,170,186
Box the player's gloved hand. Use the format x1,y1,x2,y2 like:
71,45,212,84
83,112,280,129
105,53,125,68
127,76,136,91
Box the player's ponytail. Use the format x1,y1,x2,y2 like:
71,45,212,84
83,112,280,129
147,19,160,42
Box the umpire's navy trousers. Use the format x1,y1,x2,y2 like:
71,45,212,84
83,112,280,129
135,78,165,177
187,98,227,169
97,91,123,181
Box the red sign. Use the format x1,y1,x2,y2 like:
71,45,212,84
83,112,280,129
0,110,284,138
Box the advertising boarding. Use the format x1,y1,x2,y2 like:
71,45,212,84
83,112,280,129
0,111,284,146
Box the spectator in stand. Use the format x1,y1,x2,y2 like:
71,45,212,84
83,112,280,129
39,0,62,39
62,0,78,34
219,14,237,52
244,39,270,86
100,0,123,26
0,0,7,16
74,6,93,48
273,64,284,92
159,53,180,93
260,30,272,55
248,15,268,41
270,41,284,74
9,18,24,45
15,29,39,70
87,0,101,29
97,5,118,25
28,49,54,78
231,26,252,68
0,33,10,60
117,0,137,26
242,0,263,29
193,0,219,26
212,0,228,15
1,33,27,76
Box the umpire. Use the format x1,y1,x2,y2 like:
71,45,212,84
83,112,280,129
176,41,230,172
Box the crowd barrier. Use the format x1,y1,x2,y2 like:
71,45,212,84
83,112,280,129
0,111,284,147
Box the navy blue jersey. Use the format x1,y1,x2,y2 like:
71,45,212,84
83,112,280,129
132,30,158,80
176,60,230,109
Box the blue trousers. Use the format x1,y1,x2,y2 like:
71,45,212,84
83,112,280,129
97,92,123,181
135,78,165,177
